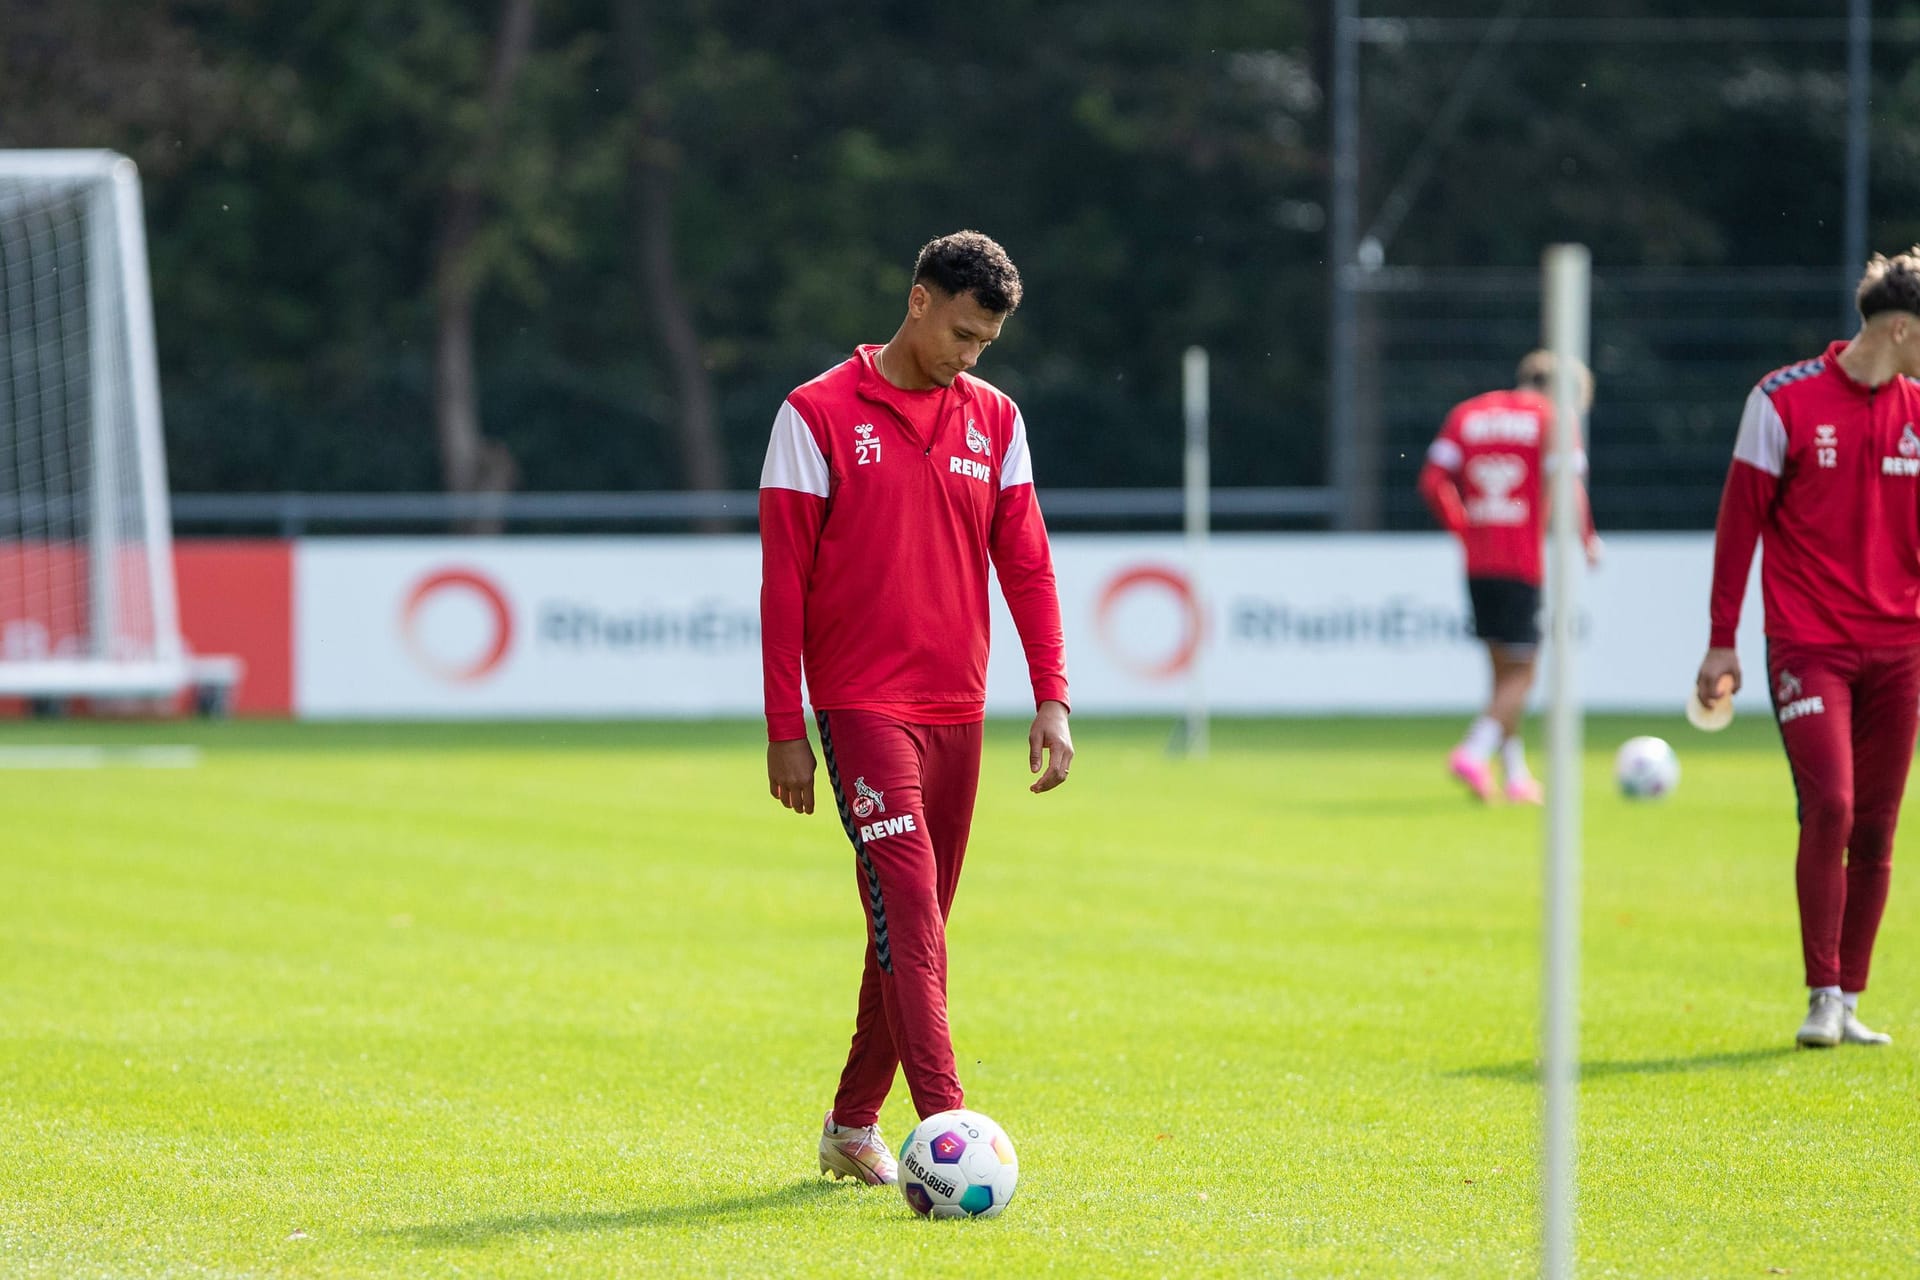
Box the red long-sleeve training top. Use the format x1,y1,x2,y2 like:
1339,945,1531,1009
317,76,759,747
1416,388,1592,587
1709,340,1920,649
758,345,1069,742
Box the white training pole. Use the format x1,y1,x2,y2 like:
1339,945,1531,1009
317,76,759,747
1182,346,1210,758
1540,243,1590,1280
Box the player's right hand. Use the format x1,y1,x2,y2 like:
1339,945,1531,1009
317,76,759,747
1695,647,1741,707
768,738,817,815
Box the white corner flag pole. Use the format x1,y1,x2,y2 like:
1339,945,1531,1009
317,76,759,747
1183,346,1210,758
1541,243,1590,1280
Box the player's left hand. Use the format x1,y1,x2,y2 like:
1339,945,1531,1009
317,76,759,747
1585,534,1605,569
1028,700,1073,794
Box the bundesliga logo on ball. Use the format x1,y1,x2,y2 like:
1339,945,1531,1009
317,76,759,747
897,1109,1018,1218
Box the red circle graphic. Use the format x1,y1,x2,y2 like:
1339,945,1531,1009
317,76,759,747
1095,565,1205,680
400,568,514,683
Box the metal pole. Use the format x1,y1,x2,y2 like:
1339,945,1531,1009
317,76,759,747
1540,243,1590,1280
1182,346,1210,758
1842,0,1872,333
1328,0,1360,530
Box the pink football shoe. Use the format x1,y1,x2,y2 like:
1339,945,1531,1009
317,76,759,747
1448,749,1497,803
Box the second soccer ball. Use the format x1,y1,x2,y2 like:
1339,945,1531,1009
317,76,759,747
1615,736,1680,800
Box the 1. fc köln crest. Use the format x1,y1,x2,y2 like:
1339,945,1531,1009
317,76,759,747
851,777,885,819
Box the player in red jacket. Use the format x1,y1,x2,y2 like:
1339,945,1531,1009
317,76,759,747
1697,249,1920,1049
759,231,1073,1185
1418,352,1598,804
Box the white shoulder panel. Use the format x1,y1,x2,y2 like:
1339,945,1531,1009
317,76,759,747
759,400,830,496
1731,386,1787,477
1000,409,1035,489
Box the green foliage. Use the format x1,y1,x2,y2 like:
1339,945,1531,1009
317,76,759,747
2,716,1918,1276
7,3,1920,495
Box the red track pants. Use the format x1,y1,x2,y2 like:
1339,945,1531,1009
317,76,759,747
815,710,982,1126
1768,641,1920,991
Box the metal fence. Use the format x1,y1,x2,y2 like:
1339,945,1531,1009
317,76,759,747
163,267,1843,539
1358,267,1843,532
167,486,1342,536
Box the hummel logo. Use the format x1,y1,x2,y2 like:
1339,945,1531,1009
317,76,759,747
854,423,875,440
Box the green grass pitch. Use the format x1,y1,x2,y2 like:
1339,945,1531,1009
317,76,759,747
4,716,1918,1278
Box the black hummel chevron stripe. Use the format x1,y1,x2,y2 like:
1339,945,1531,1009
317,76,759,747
816,711,892,974
1761,358,1826,395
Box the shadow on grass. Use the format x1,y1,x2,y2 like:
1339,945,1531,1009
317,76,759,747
383,1179,844,1247
1451,1045,1799,1083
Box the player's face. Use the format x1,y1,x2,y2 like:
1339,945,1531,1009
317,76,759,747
907,285,1007,387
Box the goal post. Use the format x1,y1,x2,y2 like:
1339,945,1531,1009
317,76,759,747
0,149,186,698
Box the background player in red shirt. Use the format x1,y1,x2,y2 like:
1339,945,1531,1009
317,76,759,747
1697,249,1920,1049
1419,352,1599,804
758,231,1073,1185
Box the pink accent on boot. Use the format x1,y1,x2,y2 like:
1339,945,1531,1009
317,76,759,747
1505,776,1544,805
1448,749,1496,802
818,1111,898,1185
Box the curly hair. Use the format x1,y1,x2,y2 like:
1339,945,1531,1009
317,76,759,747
913,231,1023,314
1856,248,1920,321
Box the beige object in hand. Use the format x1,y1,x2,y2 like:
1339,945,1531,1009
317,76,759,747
1686,675,1736,732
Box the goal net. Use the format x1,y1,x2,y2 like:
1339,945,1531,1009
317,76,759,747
0,151,185,697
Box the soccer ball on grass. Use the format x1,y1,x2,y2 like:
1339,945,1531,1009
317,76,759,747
897,1109,1018,1218
1614,736,1680,799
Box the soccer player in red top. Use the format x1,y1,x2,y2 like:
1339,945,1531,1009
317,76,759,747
1696,249,1920,1049
1418,352,1599,804
758,231,1073,1185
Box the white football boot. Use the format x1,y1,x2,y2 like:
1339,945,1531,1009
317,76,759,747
818,1112,898,1185
1841,1009,1892,1046
1796,991,1845,1048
